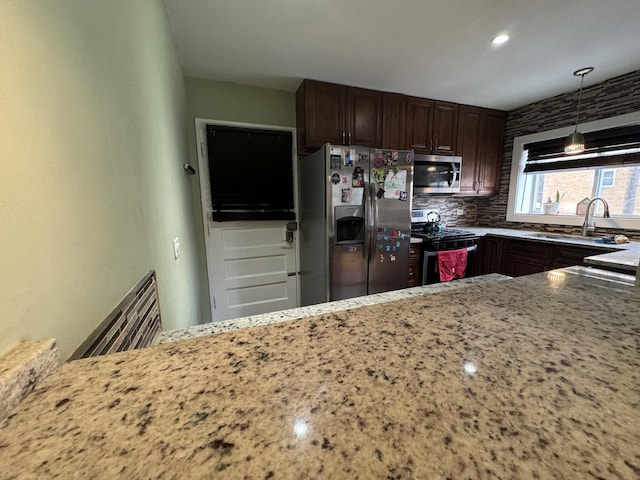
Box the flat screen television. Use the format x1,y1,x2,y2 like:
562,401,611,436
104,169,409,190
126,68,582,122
206,125,295,221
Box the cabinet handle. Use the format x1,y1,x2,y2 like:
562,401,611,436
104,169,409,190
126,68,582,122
348,132,351,144
342,131,345,144
430,139,433,151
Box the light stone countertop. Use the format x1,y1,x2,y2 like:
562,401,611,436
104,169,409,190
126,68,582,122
463,227,640,250
583,248,640,272
159,273,509,344
0,268,639,479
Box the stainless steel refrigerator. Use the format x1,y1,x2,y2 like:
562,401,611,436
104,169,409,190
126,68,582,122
298,144,414,306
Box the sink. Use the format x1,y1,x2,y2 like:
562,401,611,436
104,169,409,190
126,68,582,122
530,233,581,240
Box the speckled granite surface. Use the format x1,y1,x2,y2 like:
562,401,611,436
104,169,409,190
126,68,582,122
0,339,59,421
159,274,509,343
584,248,640,272
465,227,640,251
0,269,639,479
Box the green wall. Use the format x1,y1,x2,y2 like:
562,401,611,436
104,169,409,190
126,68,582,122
0,0,203,359
183,77,296,323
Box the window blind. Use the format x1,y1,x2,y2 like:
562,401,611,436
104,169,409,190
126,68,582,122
523,124,640,173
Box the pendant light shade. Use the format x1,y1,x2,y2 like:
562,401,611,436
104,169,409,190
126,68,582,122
564,131,585,154
564,67,594,154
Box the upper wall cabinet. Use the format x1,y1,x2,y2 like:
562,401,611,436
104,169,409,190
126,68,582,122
296,80,506,196
456,106,506,196
406,98,458,155
296,80,381,152
347,87,382,147
381,93,407,150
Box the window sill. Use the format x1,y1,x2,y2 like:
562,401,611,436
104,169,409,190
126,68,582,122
505,212,640,231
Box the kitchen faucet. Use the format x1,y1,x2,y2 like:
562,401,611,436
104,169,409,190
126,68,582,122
581,197,610,236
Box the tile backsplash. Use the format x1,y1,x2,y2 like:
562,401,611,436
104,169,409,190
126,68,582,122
412,195,479,227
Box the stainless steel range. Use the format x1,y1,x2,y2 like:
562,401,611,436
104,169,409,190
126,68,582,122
410,209,480,284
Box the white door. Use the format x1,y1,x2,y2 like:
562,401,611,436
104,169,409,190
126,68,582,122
196,119,300,322
207,221,297,320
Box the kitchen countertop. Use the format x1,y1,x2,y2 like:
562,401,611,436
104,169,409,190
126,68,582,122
584,248,640,273
462,227,640,250
1,268,639,479
159,273,509,344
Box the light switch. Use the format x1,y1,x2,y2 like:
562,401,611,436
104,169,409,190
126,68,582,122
456,208,464,216
173,237,181,259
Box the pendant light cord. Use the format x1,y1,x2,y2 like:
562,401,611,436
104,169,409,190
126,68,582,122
573,73,586,133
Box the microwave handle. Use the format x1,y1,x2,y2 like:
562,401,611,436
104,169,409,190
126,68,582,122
449,162,460,186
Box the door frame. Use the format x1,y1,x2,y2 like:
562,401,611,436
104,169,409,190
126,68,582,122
194,118,300,321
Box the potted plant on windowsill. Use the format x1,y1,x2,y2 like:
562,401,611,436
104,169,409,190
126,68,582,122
543,190,564,215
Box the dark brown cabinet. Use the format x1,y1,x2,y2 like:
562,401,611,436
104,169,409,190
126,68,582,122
408,243,421,287
405,98,458,155
432,101,459,155
347,87,382,147
296,80,381,152
456,106,506,196
381,93,407,150
502,239,552,277
473,236,504,275
405,97,433,152
474,236,615,277
296,79,505,171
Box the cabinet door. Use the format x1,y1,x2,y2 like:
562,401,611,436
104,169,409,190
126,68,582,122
503,256,548,277
432,101,459,155
346,87,381,147
473,236,504,275
477,110,506,195
405,97,433,153
302,80,345,148
456,106,483,195
502,238,552,277
408,244,421,287
551,245,611,269
382,93,407,150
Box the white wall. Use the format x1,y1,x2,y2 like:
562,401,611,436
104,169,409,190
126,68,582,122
0,0,203,358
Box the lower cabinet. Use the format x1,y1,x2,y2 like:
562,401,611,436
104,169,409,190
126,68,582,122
473,236,504,275
408,243,422,287
474,236,613,277
502,239,552,277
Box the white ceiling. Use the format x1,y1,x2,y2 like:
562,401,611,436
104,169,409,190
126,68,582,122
164,0,640,111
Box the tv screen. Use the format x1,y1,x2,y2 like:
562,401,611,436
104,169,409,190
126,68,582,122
206,125,295,221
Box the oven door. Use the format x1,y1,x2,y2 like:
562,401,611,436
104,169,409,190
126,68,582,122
413,156,461,194
422,245,477,284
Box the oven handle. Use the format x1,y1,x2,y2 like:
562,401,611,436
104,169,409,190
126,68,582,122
424,244,477,257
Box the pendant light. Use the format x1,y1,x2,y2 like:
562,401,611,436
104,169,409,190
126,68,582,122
565,67,594,154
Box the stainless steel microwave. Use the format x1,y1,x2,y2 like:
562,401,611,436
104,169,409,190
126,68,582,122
413,155,462,194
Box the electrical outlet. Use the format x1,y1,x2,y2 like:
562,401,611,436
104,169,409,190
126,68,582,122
173,237,181,259
456,208,464,216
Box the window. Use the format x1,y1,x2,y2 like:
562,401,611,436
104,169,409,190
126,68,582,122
517,165,639,216
507,111,640,230
600,170,615,188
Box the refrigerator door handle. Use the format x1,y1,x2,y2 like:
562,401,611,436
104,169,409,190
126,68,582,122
367,180,376,263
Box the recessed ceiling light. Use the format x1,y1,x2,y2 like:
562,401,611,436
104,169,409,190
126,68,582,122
491,33,510,46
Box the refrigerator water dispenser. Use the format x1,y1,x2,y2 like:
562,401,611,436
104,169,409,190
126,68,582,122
335,206,365,244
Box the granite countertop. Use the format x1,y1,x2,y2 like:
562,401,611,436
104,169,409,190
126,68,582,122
584,248,640,273
463,227,640,250
160,273,509,343
1,269,639,479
